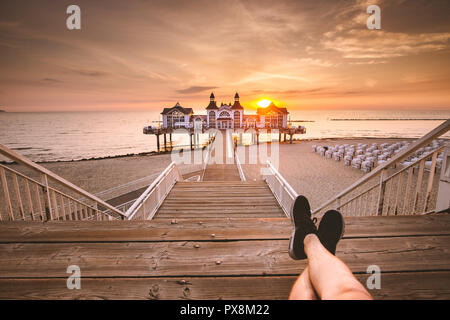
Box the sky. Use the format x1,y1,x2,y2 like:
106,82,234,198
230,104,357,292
0,0,449,112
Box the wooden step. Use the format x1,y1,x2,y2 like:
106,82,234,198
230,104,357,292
2,215,448,242
155,180,284,218
1,215,449,300
2,272,447,300
1,236,448,278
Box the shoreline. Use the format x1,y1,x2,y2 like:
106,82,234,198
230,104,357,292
2,136,443,165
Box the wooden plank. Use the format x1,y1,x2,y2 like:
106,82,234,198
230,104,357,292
424,151,438,213
155,212,285,218
1,216,449,243
157,206,284,213
73,201,79,220
59,194,66,221
40,174,52,221
377,170,386,216
0,272,450,300
412,159,425,213
0,271,448,300
163,198,279,205
51,190,59,220
12,174,25,220
0,235,449,278
24,180,35,220
393,172,403,215
402,167,414,215
33,183,44,221
0,167,14,220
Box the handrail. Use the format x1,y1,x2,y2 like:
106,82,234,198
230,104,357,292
201,133,215,181
264,160,298,218
382,146,445,183
312,119,450,214
0,144,126,219
93,172,159,200
126,161,182,220
235,151,246,182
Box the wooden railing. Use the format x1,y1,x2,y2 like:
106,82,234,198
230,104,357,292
126,162,182,220
264,160,298,218
201,136,214,181
235,151,246,182
0,144,126,221
312,119,450,217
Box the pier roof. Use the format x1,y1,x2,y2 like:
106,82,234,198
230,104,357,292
161,102,193,115
257,102,288,115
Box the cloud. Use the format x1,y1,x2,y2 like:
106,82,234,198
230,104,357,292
69,69,109,77
318,0,450,62
323,31,450,60
176,86,218,94
296,58,335,67
41,78,63,83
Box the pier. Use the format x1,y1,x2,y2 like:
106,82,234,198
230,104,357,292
143,126,307,152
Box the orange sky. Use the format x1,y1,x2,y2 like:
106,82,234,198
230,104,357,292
0,0,449,112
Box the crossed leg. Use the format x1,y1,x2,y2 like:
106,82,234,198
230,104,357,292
289,234,372,300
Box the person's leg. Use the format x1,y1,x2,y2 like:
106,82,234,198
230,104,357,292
288,196,372,300
288,266,318,300
304,234,372,300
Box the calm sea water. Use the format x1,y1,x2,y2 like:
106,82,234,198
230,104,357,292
0,109,449,162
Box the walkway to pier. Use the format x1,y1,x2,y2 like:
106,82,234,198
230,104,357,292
202,129,241,181
0,215,449,299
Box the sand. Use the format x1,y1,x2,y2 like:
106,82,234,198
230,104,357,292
241,138,414,209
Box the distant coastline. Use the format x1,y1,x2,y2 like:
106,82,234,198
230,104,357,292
0,110,6,112
330,118,448,121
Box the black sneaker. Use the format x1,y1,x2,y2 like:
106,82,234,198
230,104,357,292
317,210,345,255
288,195,318,260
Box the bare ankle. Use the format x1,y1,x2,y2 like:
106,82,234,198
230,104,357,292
304,233,319,246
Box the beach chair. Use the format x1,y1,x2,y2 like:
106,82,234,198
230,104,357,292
344,155,352,166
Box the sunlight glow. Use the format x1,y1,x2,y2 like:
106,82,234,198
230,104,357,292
257,99,272,108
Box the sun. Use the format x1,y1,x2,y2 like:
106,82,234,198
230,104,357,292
257,99,272,108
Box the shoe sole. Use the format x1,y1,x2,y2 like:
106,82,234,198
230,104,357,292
288,228,307,260
288,195,313,260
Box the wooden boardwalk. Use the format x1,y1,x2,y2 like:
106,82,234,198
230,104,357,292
202,129,241,181
0,215,449,299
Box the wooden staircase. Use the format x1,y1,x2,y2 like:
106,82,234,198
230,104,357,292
156,181,285,219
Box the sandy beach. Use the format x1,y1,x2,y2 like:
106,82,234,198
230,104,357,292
18,137,413,210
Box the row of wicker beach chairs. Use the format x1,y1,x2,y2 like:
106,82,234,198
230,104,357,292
312,140,447,173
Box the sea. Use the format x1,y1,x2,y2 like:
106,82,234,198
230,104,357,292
0,109,449,162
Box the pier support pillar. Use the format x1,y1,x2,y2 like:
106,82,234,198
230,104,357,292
164,134,167,151
284,133,287,142
190,134,193,150
156,134,160,152
256,133,260,145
